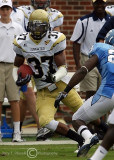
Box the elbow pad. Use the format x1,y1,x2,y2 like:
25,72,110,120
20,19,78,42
54,65,67,82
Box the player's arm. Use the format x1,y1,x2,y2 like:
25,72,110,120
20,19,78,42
14,55,25,67
67,54,98,90
42,50,67,83
54,54,98,108
14,55,31,87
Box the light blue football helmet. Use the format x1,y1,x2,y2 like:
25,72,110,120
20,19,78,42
105,29,114,45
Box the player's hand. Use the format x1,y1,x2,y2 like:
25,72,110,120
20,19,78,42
54,91,68,108
41,72,55,83
16,72,31,86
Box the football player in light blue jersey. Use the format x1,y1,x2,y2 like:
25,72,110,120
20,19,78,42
54,29,114,159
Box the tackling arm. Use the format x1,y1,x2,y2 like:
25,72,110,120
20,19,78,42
54,54,98,108
65,54,98,92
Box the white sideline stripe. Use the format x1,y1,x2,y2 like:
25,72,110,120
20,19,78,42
0,140,77,145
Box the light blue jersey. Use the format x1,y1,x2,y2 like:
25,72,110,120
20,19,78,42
89,43,114,104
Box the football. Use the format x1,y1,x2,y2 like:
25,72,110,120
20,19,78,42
17,64,33,78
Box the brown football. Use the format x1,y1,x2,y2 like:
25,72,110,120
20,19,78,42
17,64,33,78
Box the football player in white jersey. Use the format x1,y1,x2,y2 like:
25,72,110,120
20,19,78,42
13,9,85,148
18,0,63,31
18,0,64,141
11,1,41,140
11,3,25,30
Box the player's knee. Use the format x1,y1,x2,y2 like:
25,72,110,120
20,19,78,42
39,116,58,130
45,120,59,132
72,112,80,121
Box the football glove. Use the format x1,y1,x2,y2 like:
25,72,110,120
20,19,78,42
41,72,55,83
16,72,31,86
54,91,68,108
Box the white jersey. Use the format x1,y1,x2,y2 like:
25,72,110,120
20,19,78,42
105,5,114,16
18,5,63,31
0,21,23,63
11,7,25,30
13,31,68,89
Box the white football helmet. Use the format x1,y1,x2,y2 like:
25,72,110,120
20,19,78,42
105,29,114,45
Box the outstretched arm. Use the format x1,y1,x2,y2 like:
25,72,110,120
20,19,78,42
66,54,98,91
54,54,98,108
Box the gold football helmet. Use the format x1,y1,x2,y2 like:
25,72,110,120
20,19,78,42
28,9,50,40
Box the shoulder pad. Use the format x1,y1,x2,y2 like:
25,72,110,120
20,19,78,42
18,5,34,18
48,8,63,21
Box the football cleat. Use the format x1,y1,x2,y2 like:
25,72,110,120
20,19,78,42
36,127,54,141
74,144,82,153
12,132,23,142
77,134,99,157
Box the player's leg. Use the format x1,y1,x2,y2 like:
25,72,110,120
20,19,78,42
88,110,114,160
19,97,27,130
36,85,84,147
10,101,23,142
0,63,7,142
72,95,114,157
20,86,52,141
80,55,104,136
6,63,22,142
21,87,39,128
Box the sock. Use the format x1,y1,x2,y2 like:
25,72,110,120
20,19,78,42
66,129,84,146
20,122,23,131
13,121,20,133
90,145,108,160
99,121,108,133
78,125,93,140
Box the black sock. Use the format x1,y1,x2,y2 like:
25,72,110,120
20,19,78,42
20,122,23,131
66,129,84,146
99,121,109,133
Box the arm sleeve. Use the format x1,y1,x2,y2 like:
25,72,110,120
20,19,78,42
70,19,84,43
96,17,114,42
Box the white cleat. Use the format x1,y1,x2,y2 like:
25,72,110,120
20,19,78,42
12,132,23,142
74,145,81,153
77,134,99,157
36,127,53,141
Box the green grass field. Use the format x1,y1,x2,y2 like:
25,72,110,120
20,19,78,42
0,137,114,160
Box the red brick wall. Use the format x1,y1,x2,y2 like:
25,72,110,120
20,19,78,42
13,0,114,72
4,0,114,125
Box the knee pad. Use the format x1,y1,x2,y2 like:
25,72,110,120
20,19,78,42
45,120,59,132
